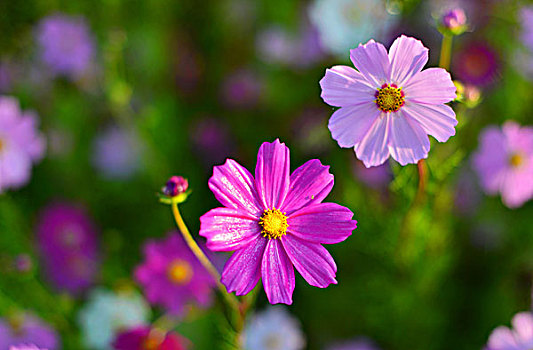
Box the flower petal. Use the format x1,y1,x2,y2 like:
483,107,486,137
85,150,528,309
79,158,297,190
354,113,391,167
472,127,508,194
328,103,381,148
402,103,457,142
287,202,356,244
319,65,375,107
281,159,334,215
208,159,262,215
512,312,533,344
262,239,295,304
199,207,261,252
388,35,429,86
487,326,519,349
221,238,267,295
404,68,456,104
387,111,430,166
282,235,337,288
349,39,390,87
255,139,291,210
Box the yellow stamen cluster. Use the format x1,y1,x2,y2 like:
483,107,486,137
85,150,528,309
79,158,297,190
509,153,524,168
375,84,405,112
167,259,193,285
259,208,288,240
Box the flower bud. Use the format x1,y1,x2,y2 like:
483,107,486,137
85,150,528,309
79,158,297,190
439,8,467,36
162,176,188,197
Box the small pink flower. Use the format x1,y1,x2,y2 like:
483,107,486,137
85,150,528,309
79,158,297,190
319,35,457,167
472,121,533,208
200,139,357,304
134,233,215,316
485,312,533,350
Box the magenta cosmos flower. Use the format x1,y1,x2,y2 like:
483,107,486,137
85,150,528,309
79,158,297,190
134,233,215,316
319,35,457,167
113,326,187,350
199,139,357,304
36,202,100,295
485,312,533,350
0,96,46,192
472,121,533,208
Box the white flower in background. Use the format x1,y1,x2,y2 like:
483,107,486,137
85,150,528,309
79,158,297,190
309,0,397,56
78,288,151,349
244,306,305,350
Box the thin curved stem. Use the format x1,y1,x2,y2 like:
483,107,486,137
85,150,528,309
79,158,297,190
439,34,453,70
170,201,241,312
415,159,426,204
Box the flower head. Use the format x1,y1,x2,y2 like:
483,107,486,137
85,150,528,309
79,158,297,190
0,314,59,350
162,176,189,197
309,0,397,56
319,35,457,167
200,139,357,304
485,312,533,350
521,6,533,53
244,306,305,350
36,14,95,79
0,96,46,192
453,42,499,87
77,288,150,350
472,122,533,208
91,125,144,180
439,8,467,35
36,202,100,295
134,233,215,315
112,326,187,350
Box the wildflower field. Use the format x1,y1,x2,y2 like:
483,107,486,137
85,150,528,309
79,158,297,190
1,0,533,349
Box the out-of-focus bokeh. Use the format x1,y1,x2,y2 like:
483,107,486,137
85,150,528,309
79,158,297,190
0,0,532,349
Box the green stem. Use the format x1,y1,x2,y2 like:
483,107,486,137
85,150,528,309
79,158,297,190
169,201,242,318
439,34,453,70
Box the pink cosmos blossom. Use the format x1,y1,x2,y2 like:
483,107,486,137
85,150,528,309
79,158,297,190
472,122,533,208
0,96,46,192
9,345,47,350
134,233,215,316
485,312,533,350
113,326,187,350
319,35,457,167
0,314,59,349
200,139,357,304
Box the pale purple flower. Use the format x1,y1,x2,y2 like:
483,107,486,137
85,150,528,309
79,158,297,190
36,202,100,295
319,35,457,167
326,338,380,350
0,314,59,349
441,8,467,31
220,68,263,110
0,96,46,192
37,14,95,79
10,345,47,350
134,232,215,316
244,306,305,350
453,42,499,86
200,139,357,304
472,122,533,208
486,312,533,350
91,126,144,180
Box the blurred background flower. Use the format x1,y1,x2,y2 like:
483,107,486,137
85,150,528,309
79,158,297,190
0,314,59,350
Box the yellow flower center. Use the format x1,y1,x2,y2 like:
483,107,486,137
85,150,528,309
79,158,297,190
509,153,524,168
259,208,288,240
375,84,405,112
167,259,193,285
0,138,4,152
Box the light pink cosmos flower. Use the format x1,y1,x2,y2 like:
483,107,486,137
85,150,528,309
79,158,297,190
485,312,533,350
472,122,533,208
319,35,457,167
0,96,46,191
200,139,357,304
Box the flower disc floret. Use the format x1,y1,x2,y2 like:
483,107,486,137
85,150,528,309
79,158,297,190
375,84,404,112
259,209,288,239
167,260,193,285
